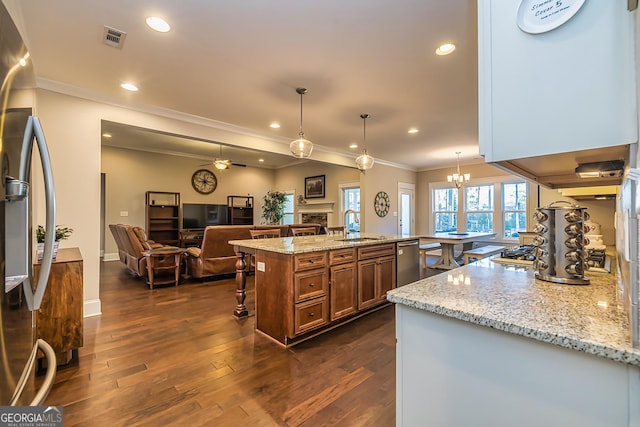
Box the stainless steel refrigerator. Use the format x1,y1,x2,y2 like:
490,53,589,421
0,2,58,406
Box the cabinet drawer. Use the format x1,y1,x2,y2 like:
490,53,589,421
294,268,328,302
294,297,328,335
294,252,327,271
329,248,356,265
357,243,395,260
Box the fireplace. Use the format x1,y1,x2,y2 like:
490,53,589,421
301,213,328,227
297,201,334,227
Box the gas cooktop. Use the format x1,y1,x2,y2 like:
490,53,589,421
491,245,611,273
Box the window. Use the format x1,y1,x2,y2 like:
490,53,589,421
502,182,527,238
341,184,360,232
282,192,295,225
430,178,529,239
465,184,494,232
433,187,458,232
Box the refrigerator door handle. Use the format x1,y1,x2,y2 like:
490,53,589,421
19,116,56,311
9,339,56,406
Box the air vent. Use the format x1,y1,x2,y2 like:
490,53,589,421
102,25,127,49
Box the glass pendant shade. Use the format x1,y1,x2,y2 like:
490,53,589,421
356,152,375,170
356,113,374,170
290,134,313,158
290,87,313,158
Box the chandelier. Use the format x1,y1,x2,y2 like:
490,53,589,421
290,87,313,158
447,151,470,188
355,113,375,170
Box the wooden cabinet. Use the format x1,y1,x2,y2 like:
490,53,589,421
329,248,357,321
292,252,328,335
33,247,83,365
253,242,396,346
478,1,636,163
357,243,396,310
227,195,253,225
145,191,180,245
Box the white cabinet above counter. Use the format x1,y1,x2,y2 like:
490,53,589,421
478,0,637,170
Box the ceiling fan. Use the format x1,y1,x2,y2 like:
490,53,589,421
200,144,247,170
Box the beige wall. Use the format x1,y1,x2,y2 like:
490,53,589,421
31,89,363,316
102,146,276,257
362,163,417,234
274,161,361,226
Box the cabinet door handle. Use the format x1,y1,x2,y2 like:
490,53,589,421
309,312,315,317
309,260,315,264
309,283,315,287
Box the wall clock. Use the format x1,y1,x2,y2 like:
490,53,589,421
191,169,217,194
374,191,390,217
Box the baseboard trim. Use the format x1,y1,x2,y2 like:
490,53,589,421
84,299,102,318
103,252,119,262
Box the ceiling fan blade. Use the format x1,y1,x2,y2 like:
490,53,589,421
231,162,247,167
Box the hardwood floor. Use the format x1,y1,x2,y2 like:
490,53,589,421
46,261,403,426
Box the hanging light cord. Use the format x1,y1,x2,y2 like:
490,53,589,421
361,113,369,153
297,88,307,138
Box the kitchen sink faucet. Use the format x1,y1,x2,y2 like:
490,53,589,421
344,209,360,236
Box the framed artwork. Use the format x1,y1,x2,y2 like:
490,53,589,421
305,175,325,199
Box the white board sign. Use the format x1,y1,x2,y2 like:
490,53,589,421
517,0,586,34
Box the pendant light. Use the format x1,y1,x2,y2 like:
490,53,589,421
290,87,313,158
447,151,470,188
356,113,375,170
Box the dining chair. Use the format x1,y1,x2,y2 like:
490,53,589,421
291,227,317,236
324,226,345,236
249,229,281,239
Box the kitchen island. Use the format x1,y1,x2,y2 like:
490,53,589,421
387,259,640,426
230,233,415,346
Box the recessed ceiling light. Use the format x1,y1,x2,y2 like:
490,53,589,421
121,83,138,92
436,43,456,56
408,128,419,134
258,158,265,162
146,17,170,33
349,143,358,149
269,123,280,129
102,133,112,138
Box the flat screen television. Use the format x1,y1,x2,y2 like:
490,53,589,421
182,203,228,229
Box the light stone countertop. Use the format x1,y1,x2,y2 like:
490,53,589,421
229,233,418,254
387,258,640,366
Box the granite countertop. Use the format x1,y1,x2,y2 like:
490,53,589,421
387,258,640,367
229,233,418,254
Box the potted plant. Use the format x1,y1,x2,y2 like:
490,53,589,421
36,224,73,261
261,191,287,225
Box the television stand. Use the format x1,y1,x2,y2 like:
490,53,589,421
180,229,204,248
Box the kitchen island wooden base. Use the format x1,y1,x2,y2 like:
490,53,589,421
233,239,397,346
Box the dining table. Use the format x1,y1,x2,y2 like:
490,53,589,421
420,231,497,270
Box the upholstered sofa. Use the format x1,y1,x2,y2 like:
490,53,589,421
185,223,323,279
108,224,176,277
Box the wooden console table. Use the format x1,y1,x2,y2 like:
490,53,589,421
33,247,83,366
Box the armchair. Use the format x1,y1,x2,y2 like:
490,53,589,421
185,225,253,279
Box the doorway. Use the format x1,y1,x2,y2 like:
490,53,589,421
398,182,415,236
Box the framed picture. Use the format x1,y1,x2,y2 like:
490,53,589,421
305,175,325,199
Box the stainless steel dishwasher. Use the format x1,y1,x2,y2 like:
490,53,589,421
397,239,420,286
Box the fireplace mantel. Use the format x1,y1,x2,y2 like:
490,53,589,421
297,202,334,213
